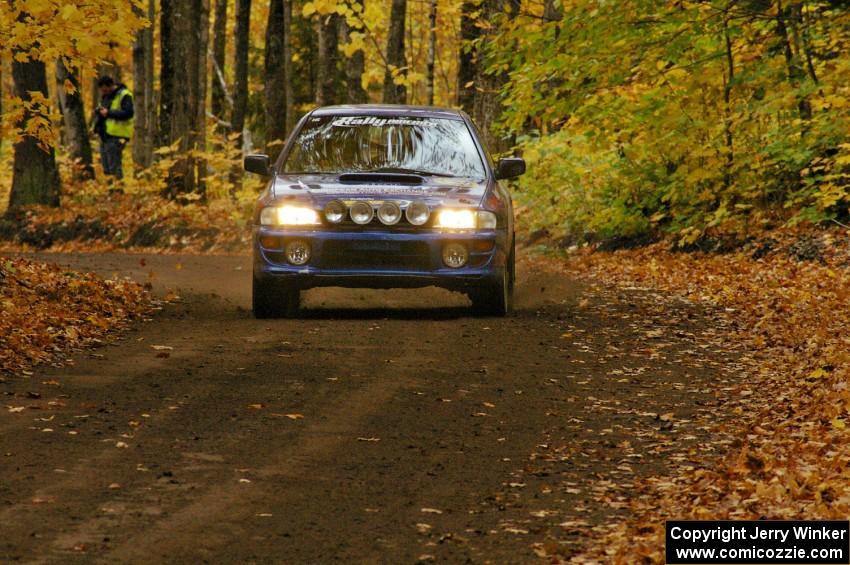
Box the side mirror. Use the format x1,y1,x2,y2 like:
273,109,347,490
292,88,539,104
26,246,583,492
244,154,271,176
495,157,526,180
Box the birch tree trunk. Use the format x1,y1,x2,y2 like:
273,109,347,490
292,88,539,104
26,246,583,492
210,0,229,124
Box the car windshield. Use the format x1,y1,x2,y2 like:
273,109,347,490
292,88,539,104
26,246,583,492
282,115,486,178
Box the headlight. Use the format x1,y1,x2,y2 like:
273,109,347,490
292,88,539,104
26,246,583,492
260,205,320,226
405,201,430,226
349,201,374,225
377,201,402,225
434,209,498,230
324,200,346,224
435,209,476,229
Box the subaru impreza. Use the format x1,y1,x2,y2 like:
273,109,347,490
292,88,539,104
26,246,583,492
245,105,525,318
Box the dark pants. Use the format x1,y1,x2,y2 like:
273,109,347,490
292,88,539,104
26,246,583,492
100,135,127,180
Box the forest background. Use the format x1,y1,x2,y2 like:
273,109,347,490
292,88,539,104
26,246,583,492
2,0,849,249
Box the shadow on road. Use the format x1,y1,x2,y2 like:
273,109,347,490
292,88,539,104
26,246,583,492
294,305,475,320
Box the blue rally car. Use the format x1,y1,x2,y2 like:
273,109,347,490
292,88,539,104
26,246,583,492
244,105,525,318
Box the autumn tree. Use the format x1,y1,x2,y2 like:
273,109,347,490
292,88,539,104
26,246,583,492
283,0,295,132
425,0,437,106
159,0,210,197
210,0,230,125
231,0,252,152
316,14,341,105
265,0,288,158
470,0,514,152
456,0,478,113
158,0,175,147
341,15,367,104
132,0,155,169
55,59,94,180
9,57,61,208
382,0,407,104
1,2,144,209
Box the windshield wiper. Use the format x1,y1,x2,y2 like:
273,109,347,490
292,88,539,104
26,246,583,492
372,167,454,177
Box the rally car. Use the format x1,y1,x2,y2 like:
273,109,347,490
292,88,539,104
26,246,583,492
245,104,525,318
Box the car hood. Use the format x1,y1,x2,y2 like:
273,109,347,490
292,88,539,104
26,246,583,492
269,174,489,208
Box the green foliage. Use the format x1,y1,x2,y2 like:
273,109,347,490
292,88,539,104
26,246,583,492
494,0,850,245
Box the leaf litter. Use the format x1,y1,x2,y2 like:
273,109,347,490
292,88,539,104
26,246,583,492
0,257,153,375
535,228,850,562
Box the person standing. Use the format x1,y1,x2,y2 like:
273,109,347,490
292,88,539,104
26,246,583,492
93,76,134,182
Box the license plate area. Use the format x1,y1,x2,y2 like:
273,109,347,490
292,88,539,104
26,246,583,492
321,240,431,270
349,240,402,252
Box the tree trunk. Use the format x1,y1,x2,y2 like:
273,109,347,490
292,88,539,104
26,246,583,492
426,0,437,105
132,0,155,170
283,0,296,132
776,0,812,122
456,0,478,113
232,0,252,147
722,16,735,191
160,0,210,197
316,14,340,106
382,0,407,104
9,58,61,209
542,0,561,21
229,0,252,190
265,0,288,158
195,0,210,196
55,60,95,180
210,0,229,123
0,64,3,159
341,17,367,104
471,0,512,153
159,0,175,147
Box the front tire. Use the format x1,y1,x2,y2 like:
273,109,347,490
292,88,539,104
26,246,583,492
252,275,300,319
471,248,514,317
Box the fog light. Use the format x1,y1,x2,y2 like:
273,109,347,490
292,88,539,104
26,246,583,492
377,201,402,225
350,201,374,225
285,239,311,266
406,201,430,226
324,200,346,224
442,243,469,268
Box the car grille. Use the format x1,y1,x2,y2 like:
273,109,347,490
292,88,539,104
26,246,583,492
319,240,432,271
329,217,432,230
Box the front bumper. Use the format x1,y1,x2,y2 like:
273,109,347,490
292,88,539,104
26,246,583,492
253,227,507,291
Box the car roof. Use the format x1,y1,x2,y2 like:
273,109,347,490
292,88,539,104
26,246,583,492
309,104,466,120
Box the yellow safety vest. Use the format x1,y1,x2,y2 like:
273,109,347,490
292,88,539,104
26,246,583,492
105,88,134,139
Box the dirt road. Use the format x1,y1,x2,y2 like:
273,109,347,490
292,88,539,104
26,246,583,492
0,253,741,563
